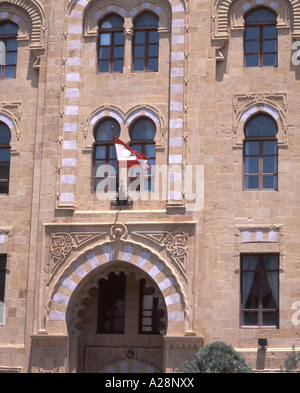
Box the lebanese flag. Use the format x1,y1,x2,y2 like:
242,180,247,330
114,137,151,169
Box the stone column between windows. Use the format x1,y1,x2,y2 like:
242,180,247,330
123,28,133,74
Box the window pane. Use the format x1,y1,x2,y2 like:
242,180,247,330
131,119,156,140
6,39,18,51
0,149,11,162
0,182,8,193
148,58,158,71
263,156,277,174
4,65,16,78
113,60,123,72
263,141,277,154
145,144,155,157
101,16,123,29
148,44,159,57
6,52,17,65
135,31,145,44
134,45,145,58
149,30,159,43
263,40,277,53
263,312,277,326
113,46,124,59
134,58,144,71
135,13,158,27
245,115,277,137
245,41,259,54
245,142,259,155
245,157,259,174
245,54,259,67
131,144,142,154
95,119,120,141
114,32,124,45
245,9,276,23
100,33,111,46
245,176,259,189
95,146,106,159
245,26,259,40
99,60,109,73
243,312,258,326
263,175,277,189
99,47,110,60
0,22,18,35
263,26,277,39
263,53,277,66
0,125,11,144
0,163,10,179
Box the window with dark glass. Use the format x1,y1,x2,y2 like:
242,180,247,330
244,8,277,67
133,12,159,72
0,123,11,194
97,272,126,334
0,21,18,79
139,279,165,334
0,254,7,324
98,14,124,73
241,254,279,328
93,118,120,193
243,114,278,190
129,117,156,192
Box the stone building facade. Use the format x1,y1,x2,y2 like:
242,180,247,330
0,0,299,373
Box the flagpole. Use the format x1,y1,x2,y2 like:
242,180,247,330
112,126,127,205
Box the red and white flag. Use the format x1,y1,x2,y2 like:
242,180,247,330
114,137,151,169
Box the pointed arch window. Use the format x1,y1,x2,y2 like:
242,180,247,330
133,12,159,72
0,21,18,79
0,123,11,194
244,8,277,67
98,14,124,73
129,117,156,192
243,114,278,190
93,118,120,193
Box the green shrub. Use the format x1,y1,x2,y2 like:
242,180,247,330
183,341,253,373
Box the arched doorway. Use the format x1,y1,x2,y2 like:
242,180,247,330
74,263,167,373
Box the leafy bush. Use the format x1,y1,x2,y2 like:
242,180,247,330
282,346,300,373
183,341,253,373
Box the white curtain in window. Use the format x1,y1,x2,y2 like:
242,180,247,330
263,255,279,307
242,255,258,308
0,41,6,65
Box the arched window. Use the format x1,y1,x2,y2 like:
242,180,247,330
244,8,277,67
243,114,278,190
93,118,120,192
129,117,156,191
0,22,18,79
98,14,124,73
133,12,159,72
0,122,11,194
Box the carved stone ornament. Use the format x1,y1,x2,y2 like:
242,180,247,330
132,231,189,275
38,348,60,374
49,231,106,273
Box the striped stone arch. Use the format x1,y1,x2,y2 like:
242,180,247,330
233,93,288,146
0,110,20,153
213,0,300,39
47,239,188,335
0,0,45,47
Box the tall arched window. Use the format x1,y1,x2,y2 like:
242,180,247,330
129,117,156,191
0,122,11,194
98,14,124,73
0,21,18,79
133,12,159,72
243,114,278,190
93,118,120,192
244,8,277,67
